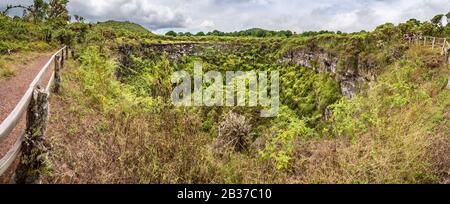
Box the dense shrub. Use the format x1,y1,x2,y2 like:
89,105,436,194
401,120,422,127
217,112,252,152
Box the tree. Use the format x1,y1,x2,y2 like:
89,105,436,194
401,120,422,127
281,30,293,37
407,18,421,26
210,30,224,36
420,22,437,36
1,1,48,22
1,4,31,17
55,28,75,46
165,30,177,37
74,15,84,23
30,0,48,22
195,31,205,36
446,12,450,26
431,14,444,27
48,0,70,23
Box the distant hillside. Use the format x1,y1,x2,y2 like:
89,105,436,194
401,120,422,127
96,20,152,35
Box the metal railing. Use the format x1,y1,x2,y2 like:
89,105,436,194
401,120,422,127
0,46,67,176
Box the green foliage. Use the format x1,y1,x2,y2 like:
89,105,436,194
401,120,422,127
48,0,70,24
165,30,177,37
96,20,152,35
280,66,341,124
329,97,377,139
431,14,444,26
55,28,75,46
0,61,15,79
122,54,174,99
204,28,294,38
195,32,205,36
260,106,316,170
30,0,49,22
4,5,446,183
0,41,9,54
0,16,55,52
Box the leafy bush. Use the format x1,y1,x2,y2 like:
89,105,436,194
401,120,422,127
55,28,76,46
0,41,9,54
0,62,15,79
260,106,316,170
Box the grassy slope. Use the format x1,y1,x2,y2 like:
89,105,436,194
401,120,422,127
96,20,152,35
0,51,58,81
0,16,59,80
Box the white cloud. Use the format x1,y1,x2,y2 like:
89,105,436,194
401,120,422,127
1,0,450,33
68,0,188,30
200,20,215,28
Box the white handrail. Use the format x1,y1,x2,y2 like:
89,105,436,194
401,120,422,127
0,46,66,177
0,132,24,176
0,46,65,142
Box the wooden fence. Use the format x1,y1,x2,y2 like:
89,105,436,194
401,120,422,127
0,46,68,179
408,36,450,56
410,36,450,89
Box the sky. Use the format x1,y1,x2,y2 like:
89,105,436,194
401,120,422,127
1,0,450,34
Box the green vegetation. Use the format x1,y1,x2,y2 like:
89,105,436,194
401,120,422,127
167,28,294,38
1,1,449,183
96,20,153,35
0,61,15,79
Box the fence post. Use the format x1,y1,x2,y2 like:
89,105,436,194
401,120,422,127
432,37,436,49
60,51,65,68
446,48,450,64
71,49,75,60
441,39,446,55
15,86,51,184
54,55,62,94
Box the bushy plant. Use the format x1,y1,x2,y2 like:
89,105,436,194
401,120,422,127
217,112,252,152
260,106,316,170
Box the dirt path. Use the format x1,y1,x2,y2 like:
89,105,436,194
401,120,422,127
0,52,55,159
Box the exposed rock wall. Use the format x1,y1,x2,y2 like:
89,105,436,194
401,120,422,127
280,48,378,98
140,43,248,61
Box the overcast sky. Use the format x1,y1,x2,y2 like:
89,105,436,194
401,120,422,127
1,0,450,34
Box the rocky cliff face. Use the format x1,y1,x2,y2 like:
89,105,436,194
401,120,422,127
280,47,382,98
140,43,248,61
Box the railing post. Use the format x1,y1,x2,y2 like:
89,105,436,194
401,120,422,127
60,51,65,68
15,86,51,184
71,49,75,60
441,39,446,55
54,55,62,94
447,77,450,90
432,37,436,49
446,48,450,64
